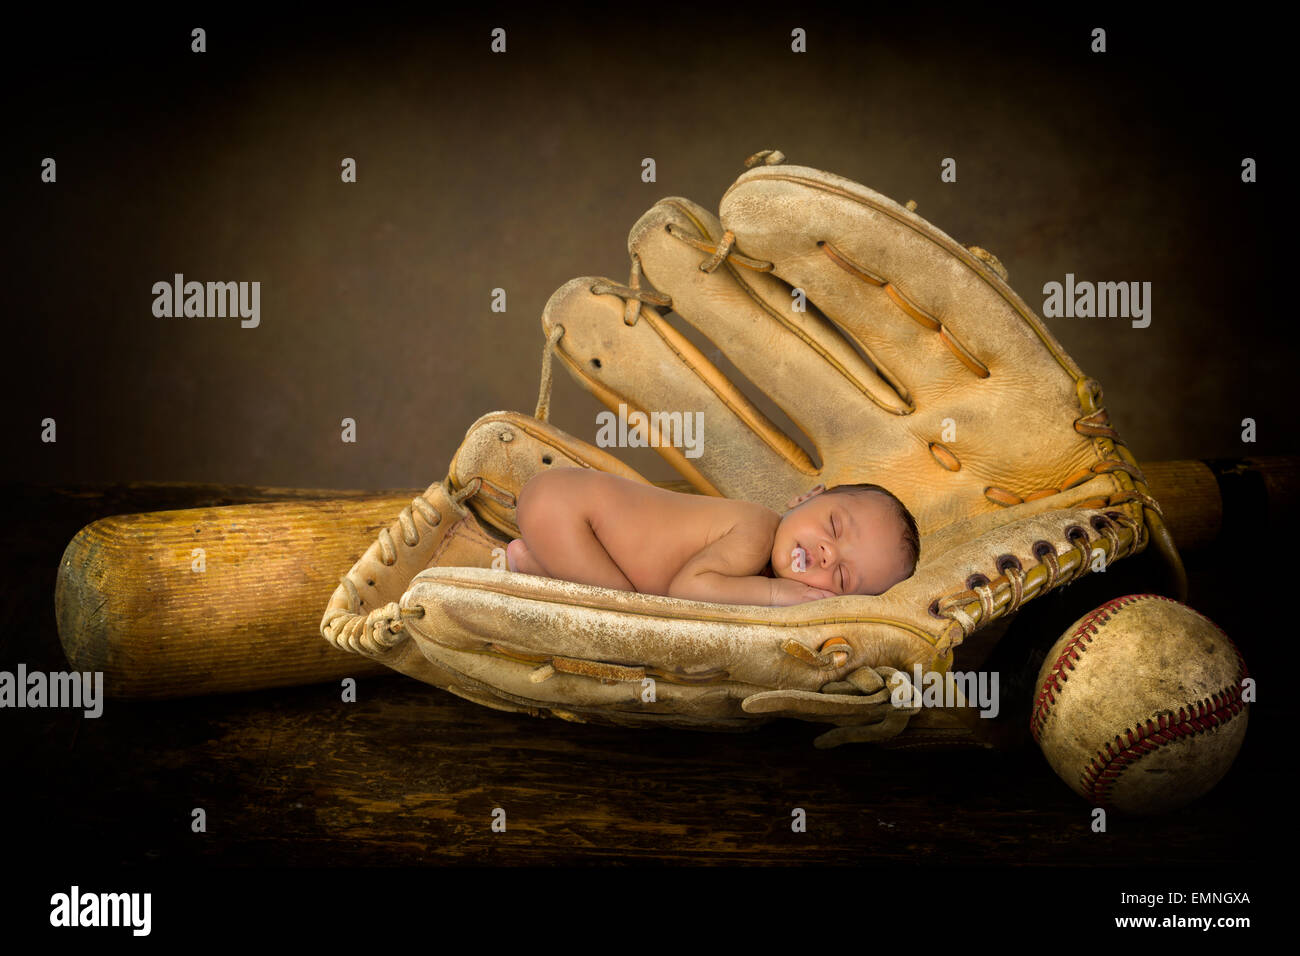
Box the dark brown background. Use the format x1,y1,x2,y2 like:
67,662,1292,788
1,5,1284,489
0,2,1287,931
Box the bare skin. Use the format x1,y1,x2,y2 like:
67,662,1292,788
506,468,911,607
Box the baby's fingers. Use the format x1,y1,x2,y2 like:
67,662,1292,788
804,586,837,601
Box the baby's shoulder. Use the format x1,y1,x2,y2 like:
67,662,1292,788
714,498,779,543
728,497,778,525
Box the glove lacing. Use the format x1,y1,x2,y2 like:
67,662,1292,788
322,478,484,657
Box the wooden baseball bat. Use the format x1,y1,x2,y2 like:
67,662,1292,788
53,456,1297,699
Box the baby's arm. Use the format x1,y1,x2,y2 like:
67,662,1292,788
668,521,834,607
665,528,774,608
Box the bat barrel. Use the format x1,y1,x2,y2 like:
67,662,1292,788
1143,456,1297,551
55,495,403,699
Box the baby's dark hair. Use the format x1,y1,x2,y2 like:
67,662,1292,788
824,483,921,580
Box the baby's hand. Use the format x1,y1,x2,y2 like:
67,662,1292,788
769,577,837,606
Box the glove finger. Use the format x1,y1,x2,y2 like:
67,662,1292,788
627,196,913,421
718,163,1106,512
542,275,812,507
718,164,1063,397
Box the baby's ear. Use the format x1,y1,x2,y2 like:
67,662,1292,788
785,483,826,510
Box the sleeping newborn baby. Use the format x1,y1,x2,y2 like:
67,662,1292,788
505,469,920,606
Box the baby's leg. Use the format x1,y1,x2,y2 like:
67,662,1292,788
515,480,635,591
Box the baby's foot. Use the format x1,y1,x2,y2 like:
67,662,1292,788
507,538,525,573
507,538,543,575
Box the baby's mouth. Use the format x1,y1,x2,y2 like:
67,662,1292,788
790,545,810,573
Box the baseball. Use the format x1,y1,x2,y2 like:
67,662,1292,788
1030,594,1249,814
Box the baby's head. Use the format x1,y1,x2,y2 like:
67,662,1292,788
771,482,920,596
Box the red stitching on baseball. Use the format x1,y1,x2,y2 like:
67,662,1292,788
1027,594,1251,807
1081,683,1247,807
1029,594,1159,741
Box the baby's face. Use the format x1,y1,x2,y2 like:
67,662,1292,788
771,489,909,596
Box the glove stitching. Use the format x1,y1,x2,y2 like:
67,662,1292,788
535,323,566,421
449,475,483,511
588,281,672,308
664,222,772,273
818,238,991,378
936,514,1149,639
1004,564,1025,613
475,642,730,686
743,148,786,168
698,229,736,274
320,487,461,655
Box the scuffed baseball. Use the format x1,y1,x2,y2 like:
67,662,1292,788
1030,594,1249,815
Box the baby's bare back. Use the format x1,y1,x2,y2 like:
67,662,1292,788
536,469,777,596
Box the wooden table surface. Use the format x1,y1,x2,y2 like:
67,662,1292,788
0,483,1283,869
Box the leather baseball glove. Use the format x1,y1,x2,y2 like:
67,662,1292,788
320,150,1184,749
